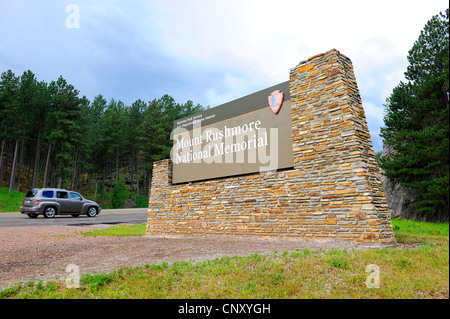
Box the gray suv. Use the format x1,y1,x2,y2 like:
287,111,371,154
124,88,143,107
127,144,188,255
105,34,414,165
20,188,101,218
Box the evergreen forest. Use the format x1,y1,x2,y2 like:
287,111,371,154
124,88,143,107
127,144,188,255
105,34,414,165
0,71,204,208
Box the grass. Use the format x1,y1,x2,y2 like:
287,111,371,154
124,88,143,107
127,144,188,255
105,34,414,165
0,186,25,213
82,223,146,237
391,218,449,247
391,218,449,237
0,219,448,299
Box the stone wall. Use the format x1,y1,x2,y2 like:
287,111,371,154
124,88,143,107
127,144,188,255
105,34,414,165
147,49,396,246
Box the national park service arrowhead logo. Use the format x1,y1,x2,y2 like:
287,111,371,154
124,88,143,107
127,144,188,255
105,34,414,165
268,90,284,114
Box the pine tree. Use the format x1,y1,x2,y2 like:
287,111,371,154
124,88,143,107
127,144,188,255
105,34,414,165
380,9,449,222
0,70,20,193
125,99,146,196
45,76,83,188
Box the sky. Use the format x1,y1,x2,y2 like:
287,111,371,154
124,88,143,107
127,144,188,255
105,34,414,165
0,0,448,152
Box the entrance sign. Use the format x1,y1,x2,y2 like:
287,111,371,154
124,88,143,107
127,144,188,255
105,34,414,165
148,49,397,247
171,81,294,184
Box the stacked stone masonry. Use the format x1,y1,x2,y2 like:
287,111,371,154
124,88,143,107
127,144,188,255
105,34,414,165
147,49,396,246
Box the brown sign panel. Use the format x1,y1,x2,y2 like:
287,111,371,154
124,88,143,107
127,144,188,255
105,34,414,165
172,82,294,184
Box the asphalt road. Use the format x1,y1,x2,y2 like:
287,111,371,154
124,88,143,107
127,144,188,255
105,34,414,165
0,208,148,227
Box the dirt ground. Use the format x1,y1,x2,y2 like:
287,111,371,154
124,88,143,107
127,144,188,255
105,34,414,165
1,224,365,290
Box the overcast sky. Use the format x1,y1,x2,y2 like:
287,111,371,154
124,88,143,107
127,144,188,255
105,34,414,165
0,0,448,152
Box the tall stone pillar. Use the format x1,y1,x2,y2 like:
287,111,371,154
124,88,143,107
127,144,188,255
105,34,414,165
289,49,396,246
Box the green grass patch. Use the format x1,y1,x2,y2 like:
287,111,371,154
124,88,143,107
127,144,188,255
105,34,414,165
1,219,448,299
82,223,146,237
0,186,25,213
391,218,449,245
391,218,449,237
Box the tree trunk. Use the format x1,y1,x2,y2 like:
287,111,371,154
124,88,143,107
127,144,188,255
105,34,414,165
43,143,52,188
102,153,106,208
136,158,140,197
8,139,19,195
15,139,25,192
57,174,62,189
0,136,6,187
3,142,12,187
50,165,55,188
130,155,134,192
32,128,42,188
71,148,78,190
116,147,119,183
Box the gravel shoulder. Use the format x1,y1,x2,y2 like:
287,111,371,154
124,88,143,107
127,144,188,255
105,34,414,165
1,224,363,290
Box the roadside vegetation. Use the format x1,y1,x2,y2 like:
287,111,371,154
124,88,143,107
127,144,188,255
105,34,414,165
0,186,24,212
0,184,147,212
0,66,204,209
1,219,448,299
82,222,146,237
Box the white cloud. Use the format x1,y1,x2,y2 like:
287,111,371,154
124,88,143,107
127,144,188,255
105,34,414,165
1,0,447,152
149,0,447,81
139,0,449,151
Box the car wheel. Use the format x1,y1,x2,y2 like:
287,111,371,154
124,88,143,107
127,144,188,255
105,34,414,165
87,207,98,217
27,213,38,218
43,207,56,218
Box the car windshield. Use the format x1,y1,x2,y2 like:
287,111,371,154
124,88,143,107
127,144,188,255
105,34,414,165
25,189,38,198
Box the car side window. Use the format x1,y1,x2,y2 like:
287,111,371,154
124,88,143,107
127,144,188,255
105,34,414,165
57,191,68,199
42,191,54,198
70,192,82,200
